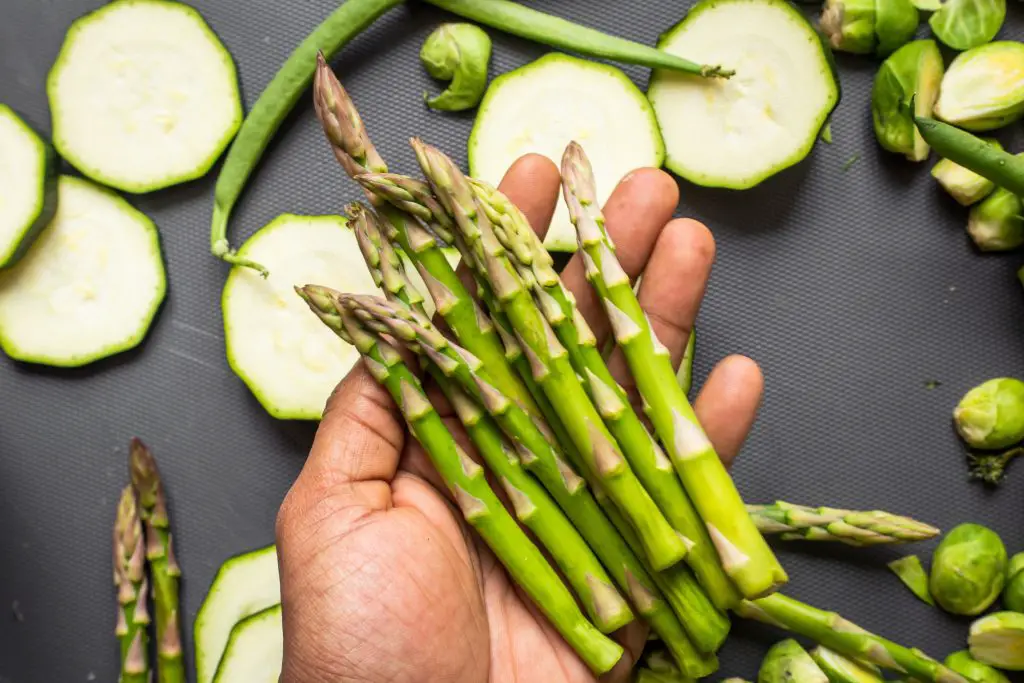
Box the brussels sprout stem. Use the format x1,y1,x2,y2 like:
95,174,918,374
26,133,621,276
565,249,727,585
968,446,1023,485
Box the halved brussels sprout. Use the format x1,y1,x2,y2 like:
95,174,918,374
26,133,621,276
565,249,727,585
930,523,1007,616
759,640,828,683
968,188,1024,252
820,0,919,56
930,0,1006,52
969,612,1024,670
945,650,1011,683
935,42,1024,131
872,40,944,161
931,139,1003,206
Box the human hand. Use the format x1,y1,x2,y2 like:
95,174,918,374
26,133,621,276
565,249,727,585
275,155,765,683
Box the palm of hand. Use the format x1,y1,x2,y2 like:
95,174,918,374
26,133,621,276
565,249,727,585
276,158,764,683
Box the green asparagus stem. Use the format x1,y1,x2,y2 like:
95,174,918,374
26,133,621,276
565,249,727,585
562,141,787,598
351,204,634,634
470,176,740,611
748,502,940,546
114,486,150,683
440,378,634,632
414,139,686,572
129,439,184,683
737,594,969,683
331,307,623,674
312,56,542,422
300,288,716,672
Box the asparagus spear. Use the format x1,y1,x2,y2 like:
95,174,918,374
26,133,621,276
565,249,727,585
748,502,940,546
470,175,741,611
300,288,719,671
413,139,687,572
562,141,787,598
331,305,624,674
351,204,634,634
113,486,150,683
312,55,541,422
129,438,185,683
737,594,969,683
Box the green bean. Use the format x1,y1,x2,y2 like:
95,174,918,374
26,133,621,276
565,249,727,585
914,114,1024,197
209,0,403,276
424,0,734,78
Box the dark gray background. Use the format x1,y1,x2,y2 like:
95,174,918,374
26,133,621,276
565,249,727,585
2,1,1023,680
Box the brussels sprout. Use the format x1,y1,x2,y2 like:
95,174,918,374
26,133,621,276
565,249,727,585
967,188,1024,252
872,40,944,161
935,42,1024,131
955,378,1024,449
810,646,883,683
969,611,1024,670
1003,552,1024,612
759,640,828,683
931,139,1003,206
929,523,1007,615
820,0,919,56
945,650,1011,683
420,23,492,112
930,0,1006,52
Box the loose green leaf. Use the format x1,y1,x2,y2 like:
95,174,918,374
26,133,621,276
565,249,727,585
929,0,1005,51
888,555,935,606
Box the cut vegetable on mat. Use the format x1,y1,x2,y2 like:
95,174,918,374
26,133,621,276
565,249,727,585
871,40,943,162
820,0,919,56
47,0,242,193
221,213,382,420
0,176,166,367
420,23,492,111
194,546,280,683
647,0,840,189
933,42,1024,132
0,105,56,269
468,53,663,251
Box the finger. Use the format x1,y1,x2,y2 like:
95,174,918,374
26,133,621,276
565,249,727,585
279,362,403,529
608,219,715,390
497,153,561,240
692,355,765,468
600,620,649,683
560,169,680,344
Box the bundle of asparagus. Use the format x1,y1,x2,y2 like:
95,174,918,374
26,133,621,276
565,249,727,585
299,58,965,681
113,440,185,683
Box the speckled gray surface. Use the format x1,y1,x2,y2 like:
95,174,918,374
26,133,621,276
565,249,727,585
2,1,1024,681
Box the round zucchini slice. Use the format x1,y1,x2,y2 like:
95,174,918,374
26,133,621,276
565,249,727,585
47,0,242,192
0,176,166,366
648,0,840,189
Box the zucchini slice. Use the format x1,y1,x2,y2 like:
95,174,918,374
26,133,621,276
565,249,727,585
0,105,57,269
648,0,840,189
195,545,280,683
469,53,664,252
211,605,283,683
0,176,166,366
47,0,242,193
222,214,382,420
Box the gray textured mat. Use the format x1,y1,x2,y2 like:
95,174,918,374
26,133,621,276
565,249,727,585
2,1,1024,680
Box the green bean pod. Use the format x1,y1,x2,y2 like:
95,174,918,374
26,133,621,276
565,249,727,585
915,115,1024,197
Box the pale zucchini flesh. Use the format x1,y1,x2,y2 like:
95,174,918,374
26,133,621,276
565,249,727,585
0,105,57,269
195,545,281,683
0,176,166,367
211,605,283,683
469,53,664,251
222,214,383,420
648,0,839,189
47,0,243,193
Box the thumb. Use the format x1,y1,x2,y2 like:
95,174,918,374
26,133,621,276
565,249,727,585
276,361,405,542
